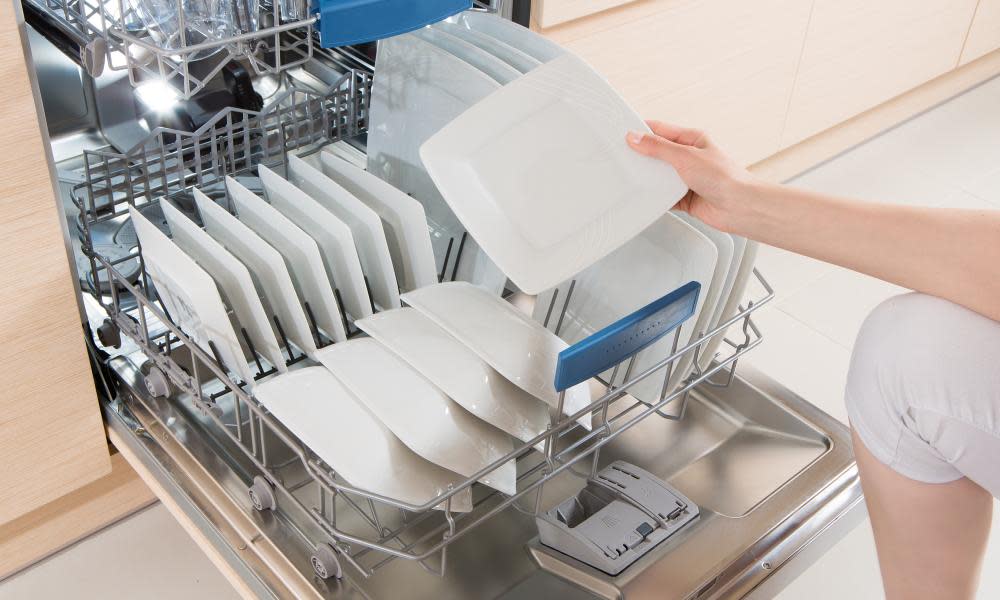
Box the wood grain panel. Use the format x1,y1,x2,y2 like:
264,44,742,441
0,451,156,578
0,0,110,524
533,0,640,29
782,0,980,147
752,48,1000,183
961,0,1000,65
539,0,813,165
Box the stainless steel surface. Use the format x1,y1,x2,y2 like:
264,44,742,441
100,347,861,599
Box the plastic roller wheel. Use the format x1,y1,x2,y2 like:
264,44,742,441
143,366,169,398
96,319,121,349
248,476,276,512
310,544,342,580
80,38,106,78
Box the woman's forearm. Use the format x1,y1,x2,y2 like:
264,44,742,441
733,180,1000,321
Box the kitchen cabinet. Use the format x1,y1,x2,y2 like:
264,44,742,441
0,0,110,525
532,0,638,29
0,452,155,578
539,0,814,165
781,0,980,146
961,0,1000,65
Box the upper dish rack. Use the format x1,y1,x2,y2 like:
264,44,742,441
23,0,500,98
74,30,774,586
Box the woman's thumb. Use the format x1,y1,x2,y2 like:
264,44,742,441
626,131,685,164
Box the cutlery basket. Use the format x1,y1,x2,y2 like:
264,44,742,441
72,16,775,585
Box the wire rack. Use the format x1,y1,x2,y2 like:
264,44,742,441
88,227,772,580
25,0,504,98
74,20,774,584
24,0,319,98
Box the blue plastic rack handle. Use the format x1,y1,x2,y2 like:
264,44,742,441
316,0,472,48
553,281,701,393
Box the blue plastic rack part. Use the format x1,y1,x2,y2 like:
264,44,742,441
316,0,472,48
553,281,701,393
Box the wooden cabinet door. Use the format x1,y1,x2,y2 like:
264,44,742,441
533,0,639,29
782,0,979,147
538,0,813,166
0,0,110,525
961,0,1000,65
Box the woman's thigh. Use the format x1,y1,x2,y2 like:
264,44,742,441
845,292,1000,497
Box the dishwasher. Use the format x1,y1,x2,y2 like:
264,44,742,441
15,0,864,597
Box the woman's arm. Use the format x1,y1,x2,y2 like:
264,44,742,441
627,121,1000,322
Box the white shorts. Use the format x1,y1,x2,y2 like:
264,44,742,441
846,292,1000,497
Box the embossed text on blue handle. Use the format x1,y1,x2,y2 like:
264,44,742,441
553,281,700,392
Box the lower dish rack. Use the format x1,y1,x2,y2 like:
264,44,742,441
76,60,776,584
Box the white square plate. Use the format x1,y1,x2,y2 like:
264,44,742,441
317,153,437,292
433,21,539,73
286,156,401,310
532,213,717,402
451,10,564,63
316,338,516,495
254,367,473,512
363,33,507,295
419,53,689,294
162,196,286,373
702,240,759,368
227,177,347,344
258,165,372,321
356,307,550,448
401,281,592,428
130,206,255,385
195,190,318,358
412,26,521,84
675,212,736,372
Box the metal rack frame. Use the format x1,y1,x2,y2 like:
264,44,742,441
23,0,319,98
23,0,504,98
89,233,772,580
69,7,776,581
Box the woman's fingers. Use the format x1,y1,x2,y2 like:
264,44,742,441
645,120,709,148
625,131,689,165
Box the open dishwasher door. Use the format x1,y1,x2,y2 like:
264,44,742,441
19,0,863,595
102,351,862,600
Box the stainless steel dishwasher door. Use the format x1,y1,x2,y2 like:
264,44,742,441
103,353,863,600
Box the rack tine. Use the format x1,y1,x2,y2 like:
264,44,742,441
302,301,324,348
438,237,455,283
553,279,576,336
333,288,350,339
207,339,234,386
449,232,468,283
363,276,377,313
542,287,560,329
241,326,265,375
272,314,295,362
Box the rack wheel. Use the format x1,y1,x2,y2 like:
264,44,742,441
310,544,342,580
248,476,276,512
80,38,106,78
143,366,170,398
96,319,121,349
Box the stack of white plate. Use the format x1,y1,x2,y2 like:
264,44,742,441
401,11,759,401
361,11,569,296
129,157,593,511
129,10,757,512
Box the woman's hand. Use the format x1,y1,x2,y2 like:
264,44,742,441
627,123,1000,322
626,121,759,234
